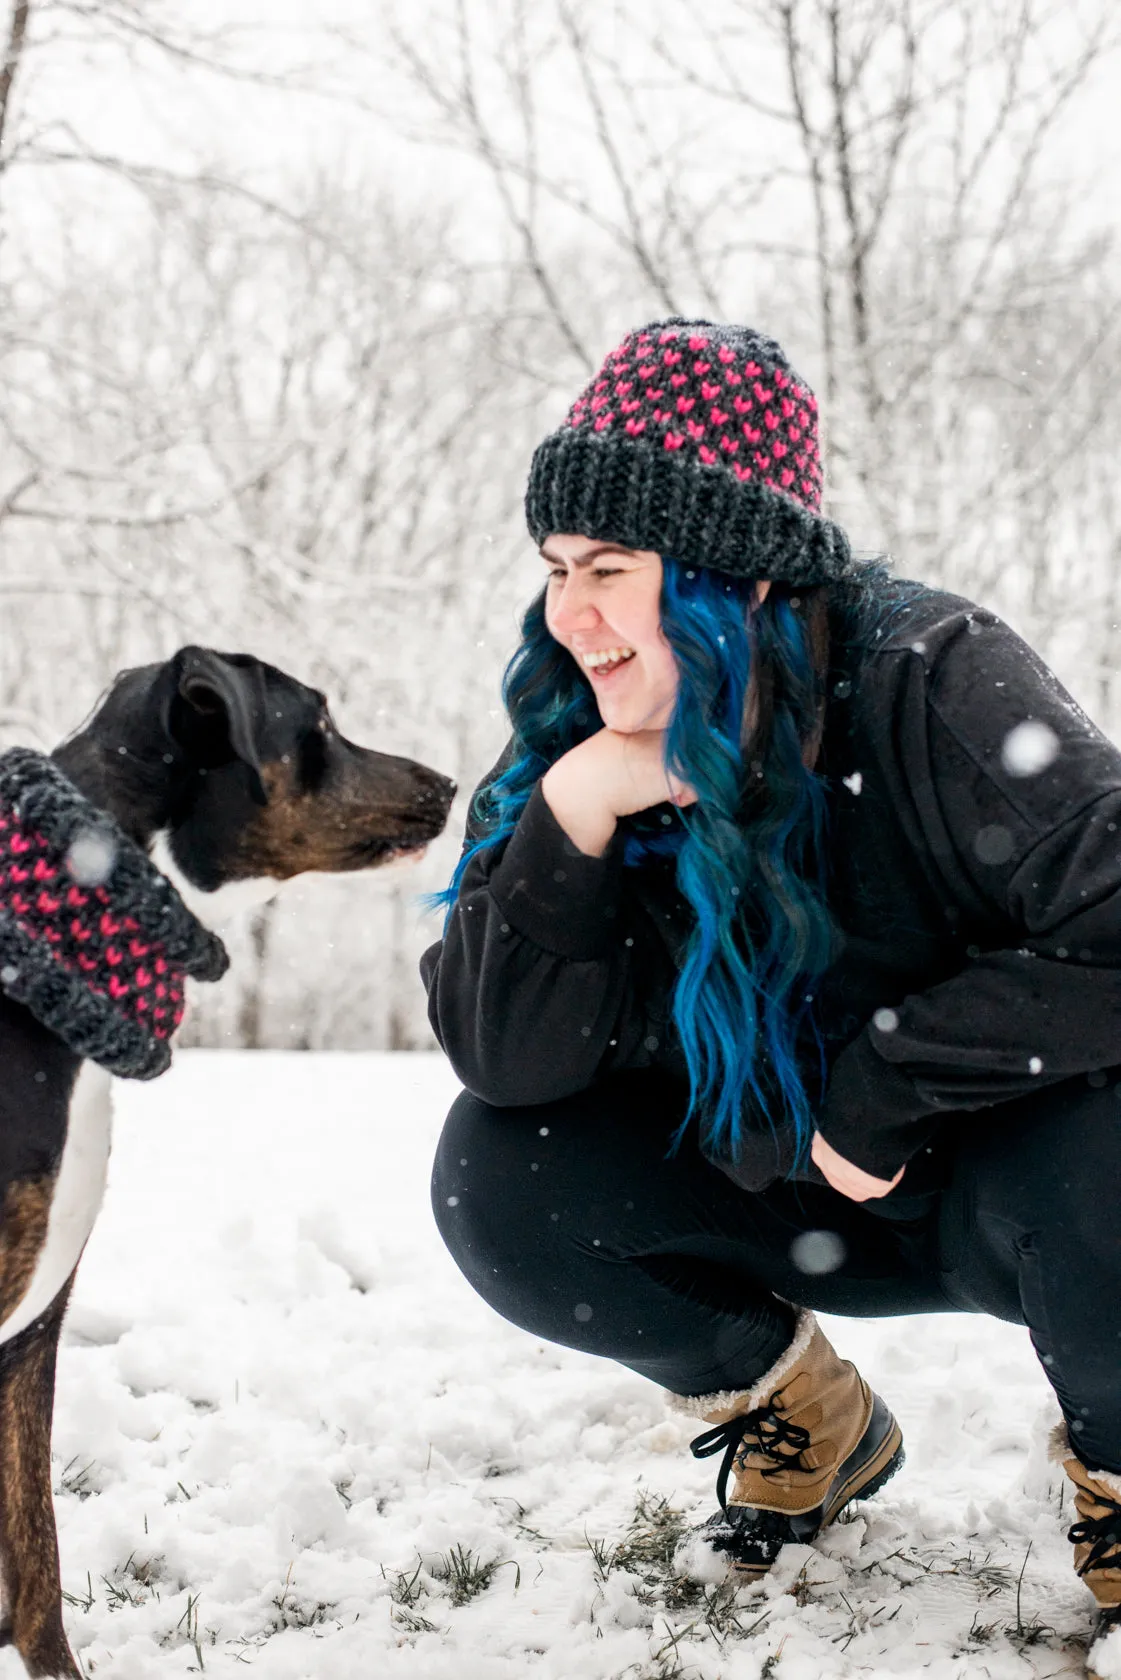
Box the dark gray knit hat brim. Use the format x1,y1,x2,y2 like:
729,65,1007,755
526,431,851,586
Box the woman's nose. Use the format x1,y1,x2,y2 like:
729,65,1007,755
549,576,599,633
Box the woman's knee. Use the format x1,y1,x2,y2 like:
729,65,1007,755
430,1072,685,1286
431,1086,576,1284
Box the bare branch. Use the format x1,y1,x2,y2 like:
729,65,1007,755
0,0,29,164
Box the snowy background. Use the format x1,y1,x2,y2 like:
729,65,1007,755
0,1049,1098,1680
1,0,1120,1050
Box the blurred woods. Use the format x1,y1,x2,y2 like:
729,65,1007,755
1,0,1118,1049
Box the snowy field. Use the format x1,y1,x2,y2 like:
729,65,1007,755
11,1051,1102,1679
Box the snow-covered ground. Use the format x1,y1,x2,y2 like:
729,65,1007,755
10,1051,1102,1679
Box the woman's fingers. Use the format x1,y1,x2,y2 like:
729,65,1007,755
810,1130,904,1202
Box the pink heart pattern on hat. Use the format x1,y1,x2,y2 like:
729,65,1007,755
563,322,824,512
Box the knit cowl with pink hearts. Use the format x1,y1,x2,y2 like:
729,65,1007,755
0,748,228,1078
525,317,852,585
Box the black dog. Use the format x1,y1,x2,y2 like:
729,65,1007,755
0,647,455,1677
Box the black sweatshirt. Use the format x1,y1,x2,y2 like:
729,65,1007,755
420,583,1121,1193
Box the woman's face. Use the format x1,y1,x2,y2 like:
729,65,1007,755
541,534,679,733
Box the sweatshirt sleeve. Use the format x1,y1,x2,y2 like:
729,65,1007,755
818,614,1121,1179
419,778,661,1106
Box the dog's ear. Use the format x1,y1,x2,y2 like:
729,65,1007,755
161,647,269,806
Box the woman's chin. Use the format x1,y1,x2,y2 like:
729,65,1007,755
595,692,675,734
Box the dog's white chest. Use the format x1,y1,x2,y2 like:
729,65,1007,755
0,1062,113,1344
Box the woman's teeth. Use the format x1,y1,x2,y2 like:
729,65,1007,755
581,647,635,673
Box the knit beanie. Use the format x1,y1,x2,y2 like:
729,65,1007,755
525,317,851,585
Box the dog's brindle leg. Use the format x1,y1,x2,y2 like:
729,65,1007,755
0,1273,80,1679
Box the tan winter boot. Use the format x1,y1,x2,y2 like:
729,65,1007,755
667,1309,904,1577
1050,1424,1121,1680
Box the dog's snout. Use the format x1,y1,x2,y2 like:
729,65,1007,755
414,770,457,812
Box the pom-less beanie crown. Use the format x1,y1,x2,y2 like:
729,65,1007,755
525,317,852,585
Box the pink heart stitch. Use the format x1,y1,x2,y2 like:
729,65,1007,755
693,360,711,375
718,346,736,363
625,417,647,436
701,382,721,401
108,975,129,999
781,468,796,487
663,349,682,366
688,335,709,351
663,431,685,451
720,435,739,454
732,462,753,481
686,419,705,440
670,372,687,388
676,395,695,414
594,413,613,431
710,407,729,425
699,445,717,464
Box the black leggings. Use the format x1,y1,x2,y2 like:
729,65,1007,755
432,1069,1121,1474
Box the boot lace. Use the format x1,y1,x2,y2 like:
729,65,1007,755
1069,1485,1121,1579
690,1396,812,1512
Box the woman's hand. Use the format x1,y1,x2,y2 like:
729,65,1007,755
542,730,697,858
810,1131,904,1202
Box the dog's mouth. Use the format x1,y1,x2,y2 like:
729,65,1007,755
352,829,437,869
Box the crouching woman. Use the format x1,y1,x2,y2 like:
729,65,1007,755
421,318,1121,1677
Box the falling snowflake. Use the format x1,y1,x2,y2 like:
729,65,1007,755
790,1230,847,1275
65,826,117,886
1001,720,1059,778
973,825,1014,865
842,772,862,795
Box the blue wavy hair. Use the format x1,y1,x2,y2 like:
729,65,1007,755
434,559,835,1167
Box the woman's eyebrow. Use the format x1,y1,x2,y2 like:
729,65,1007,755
538,544,634,566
